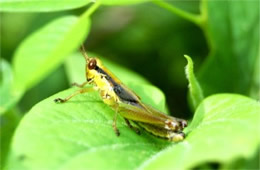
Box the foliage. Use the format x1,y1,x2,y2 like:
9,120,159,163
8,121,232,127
197,0,259,97
0,0,259,170
0,60,17,115
141,94,259,170
184,55,204,110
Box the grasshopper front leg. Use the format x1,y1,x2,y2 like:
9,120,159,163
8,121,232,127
71,81,89,88
54,87,94,103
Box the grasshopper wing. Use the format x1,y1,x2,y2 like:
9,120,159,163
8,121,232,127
117,102,182,131
140,103,187,129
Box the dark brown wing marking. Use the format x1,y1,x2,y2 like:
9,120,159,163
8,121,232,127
95,66,140,105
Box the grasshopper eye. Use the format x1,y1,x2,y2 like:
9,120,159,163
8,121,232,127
88,59,97,70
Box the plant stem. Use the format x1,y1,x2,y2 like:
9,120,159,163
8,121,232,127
199,0,214,51
82,0,101,18
152,0,203,28
153,0,214,54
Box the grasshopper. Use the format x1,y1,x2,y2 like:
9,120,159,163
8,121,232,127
54,45,187,142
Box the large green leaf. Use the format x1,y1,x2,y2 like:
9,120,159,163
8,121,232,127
0,0,91,12
198,0,259,97
5,82,169,170
140,94,260,170
0,0,150,12
13,13,91,92
4,85,259,169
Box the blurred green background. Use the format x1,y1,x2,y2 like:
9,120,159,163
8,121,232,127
1,1,207,118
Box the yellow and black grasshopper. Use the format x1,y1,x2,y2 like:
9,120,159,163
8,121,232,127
54,45,187,142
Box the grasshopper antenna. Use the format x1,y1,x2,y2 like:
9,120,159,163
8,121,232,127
80,44,90,62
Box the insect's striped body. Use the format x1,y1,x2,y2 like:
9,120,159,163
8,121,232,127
87,58,140,108
55,45,187,142
86,57,187,141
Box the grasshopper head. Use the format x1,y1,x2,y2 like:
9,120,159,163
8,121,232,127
86,58,103,81
80,45,102,81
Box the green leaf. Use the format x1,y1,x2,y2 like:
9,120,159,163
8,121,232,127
5,82,170,170
0,0,91,12
100,0,150,5
0,59,21,115
140,94,260,170
13,11,92,92
0,0,151,12
184,55,204,111
198,0,259,97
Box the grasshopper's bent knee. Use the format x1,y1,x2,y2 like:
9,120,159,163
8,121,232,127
54,87,94,103
71,81,88,88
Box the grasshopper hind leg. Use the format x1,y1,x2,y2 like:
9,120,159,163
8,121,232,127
112,109,120,136
138,123,185,142
124,118,141,135
54,87,94,103
168,131,185,142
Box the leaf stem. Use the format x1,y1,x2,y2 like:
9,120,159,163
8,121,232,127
81,0,101,18
198,0,214,51
152,0,203,28
153,0,215,59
